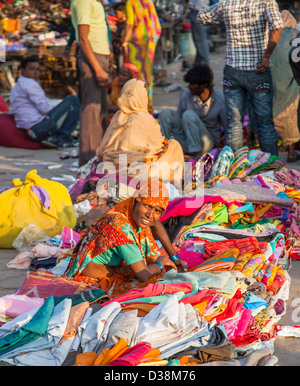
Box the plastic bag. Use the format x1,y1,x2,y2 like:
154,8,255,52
0,169,76,248
12,223,49,252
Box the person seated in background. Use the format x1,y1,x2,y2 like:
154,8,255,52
10,56,80,149
97,78,185,191
108,62,141,117
159,64,227,157
66,179,188,297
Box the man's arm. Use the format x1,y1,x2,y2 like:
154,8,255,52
78,24,109,87
256,28,282,73
27,81,52,115
196,3,223,26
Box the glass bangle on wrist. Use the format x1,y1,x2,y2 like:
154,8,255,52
154,261,163,273
170,254,180,262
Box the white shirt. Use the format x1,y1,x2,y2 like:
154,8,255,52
10,76,53,130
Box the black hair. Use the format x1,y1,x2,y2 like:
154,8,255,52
184,64,214,90
113,1,126,11
20,56,40,70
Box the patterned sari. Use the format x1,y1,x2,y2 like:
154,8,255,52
125,0,161,107
66,180,169,298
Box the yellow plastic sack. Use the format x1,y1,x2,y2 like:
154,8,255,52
0,169,76,249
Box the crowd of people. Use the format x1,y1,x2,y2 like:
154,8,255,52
8,0,300,167
7,0,300,286
2,0,300,367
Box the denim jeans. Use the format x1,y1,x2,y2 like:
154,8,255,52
189,10,210,66
29,94,80,142
223,65,278,155
159,108,215,154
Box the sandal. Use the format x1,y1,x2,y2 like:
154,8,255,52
287,152,300,163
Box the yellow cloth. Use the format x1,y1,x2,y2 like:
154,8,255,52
96,79,184,188
71,0,110,55
125,0,135,25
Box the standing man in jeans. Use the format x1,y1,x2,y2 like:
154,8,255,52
10,56,80,149
71,0,111,167
189,0,210,66
196,0,284,155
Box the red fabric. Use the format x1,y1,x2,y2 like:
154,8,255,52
108,342,152,366
101,282,194,306
0,114,44,149
179,289,213,306
201,236,265,259
0,96,9,112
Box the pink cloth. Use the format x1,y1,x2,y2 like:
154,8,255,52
160,195,228,222
108,342,152,366
0,294,44,318
274,169,300,188
177,250,205,268
234,308,253,338
7,252,32,269
101,282,194,306
179,289,213,306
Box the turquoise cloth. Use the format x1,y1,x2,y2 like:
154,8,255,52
53,288,106,306
160,270,236,295
0,296,55,357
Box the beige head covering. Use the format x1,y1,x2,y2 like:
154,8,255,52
117,78,149,114
96,78,168,167
281,10,298,29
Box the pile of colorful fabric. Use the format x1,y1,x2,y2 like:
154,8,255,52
1,145,300,366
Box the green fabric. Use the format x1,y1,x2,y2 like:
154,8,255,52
230,218,272,230
53,288,106,307
0,296,55,356
119,291,186,305
165,359,180,366
184,204,229,232
92,243,144,266
249,155,279,175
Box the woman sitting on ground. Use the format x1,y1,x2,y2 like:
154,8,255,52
66,180,188,297
97,78,185,190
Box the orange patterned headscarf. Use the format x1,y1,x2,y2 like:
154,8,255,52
134,179,169,211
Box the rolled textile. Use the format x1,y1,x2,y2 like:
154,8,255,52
209,146,234,179
242,254,266,278
193,148,219,183
267,269,286,295
193,248,239,272
228,146,249,180
232,252,253,272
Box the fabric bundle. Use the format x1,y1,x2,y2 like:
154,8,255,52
192,248,239,272
242,254,266,278
193,148,219,183
209,146,234,179
228,146,249,179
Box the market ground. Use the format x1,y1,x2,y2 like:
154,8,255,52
0,46,299,366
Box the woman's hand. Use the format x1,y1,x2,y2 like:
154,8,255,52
157,255,177,272
122,42,129,57
174,259,189,273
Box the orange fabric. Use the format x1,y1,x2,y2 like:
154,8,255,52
59,301,89,344
94,338,129,366
74,351,98,366
122,302,158,316
179,356,190,365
